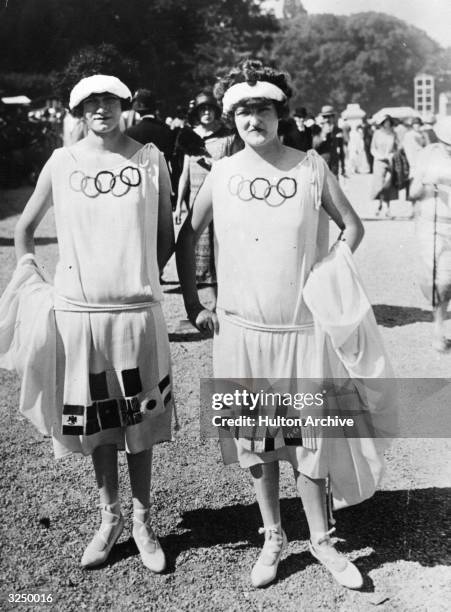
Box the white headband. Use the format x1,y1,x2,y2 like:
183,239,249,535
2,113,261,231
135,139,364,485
222,81,286,113
69,74,132,110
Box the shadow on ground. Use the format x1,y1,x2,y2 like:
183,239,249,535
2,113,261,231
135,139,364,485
163,283,215,295
0,236,57,247
104,487,450,581
361,217,413,222
163,286,183,295
168,332,208,343
373,304,439,327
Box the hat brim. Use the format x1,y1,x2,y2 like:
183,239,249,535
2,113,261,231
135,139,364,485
434,131,451,145
377,115,395,126
69,75,132,110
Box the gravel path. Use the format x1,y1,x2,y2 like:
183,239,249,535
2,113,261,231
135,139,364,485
0,176,450,612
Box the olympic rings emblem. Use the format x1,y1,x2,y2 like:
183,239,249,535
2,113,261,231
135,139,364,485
228,174,297,207
95,170,116,194
69,166,142,198
120,166,141,187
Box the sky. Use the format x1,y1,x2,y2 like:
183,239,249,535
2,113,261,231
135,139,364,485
263,0,451,48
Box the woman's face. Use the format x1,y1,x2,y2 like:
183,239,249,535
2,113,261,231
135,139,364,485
198,104,217,127
234,100,279,148
82,93,122,133
382,118,392,130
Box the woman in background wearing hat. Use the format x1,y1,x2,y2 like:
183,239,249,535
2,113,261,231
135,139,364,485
410,116,451,351
13,74,175,570
174,92,237,288
370,115,398,217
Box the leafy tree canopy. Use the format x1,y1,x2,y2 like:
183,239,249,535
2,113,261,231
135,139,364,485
272,11,441,115
0,2,447,116
0,0,277,111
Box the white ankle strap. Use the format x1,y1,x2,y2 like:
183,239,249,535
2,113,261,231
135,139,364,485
97,502,121,523
133,507,151,522
313,527,336,547
133,507,150,515
98,502,120,512
258,524,282,535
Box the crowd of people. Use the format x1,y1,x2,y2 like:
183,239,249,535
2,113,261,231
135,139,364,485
1,83,440,216
0,59,450,595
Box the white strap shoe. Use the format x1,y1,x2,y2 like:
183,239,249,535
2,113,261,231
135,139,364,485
309,527,363,589
81,503,124,568
251,525,287,588
133,509,166,573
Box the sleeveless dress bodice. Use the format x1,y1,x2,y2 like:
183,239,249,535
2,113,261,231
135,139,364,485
50,144,162,304
211,150,329,326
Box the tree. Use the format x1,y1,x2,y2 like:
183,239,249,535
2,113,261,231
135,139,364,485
282,0,307,20
0,0,278,111
423,47,451,93
189,0,278,85
51,44,139,102
272,11,440,115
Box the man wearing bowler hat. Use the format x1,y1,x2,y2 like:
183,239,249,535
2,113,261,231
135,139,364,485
125,89,175,164
278,106,313,152
312,104,345,177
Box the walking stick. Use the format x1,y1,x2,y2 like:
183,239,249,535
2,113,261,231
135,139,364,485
432,184,439,309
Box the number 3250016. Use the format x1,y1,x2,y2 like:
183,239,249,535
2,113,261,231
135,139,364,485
8,594,53,603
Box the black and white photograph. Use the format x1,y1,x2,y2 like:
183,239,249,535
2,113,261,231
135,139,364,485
0,0,450,610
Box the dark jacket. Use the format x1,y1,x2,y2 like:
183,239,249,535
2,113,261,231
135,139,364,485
278,118,312,152
312,124,345,177
126,117,175,162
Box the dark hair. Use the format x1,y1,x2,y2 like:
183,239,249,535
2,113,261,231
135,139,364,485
132,88,155,114
71,95,130,118
214,59,292,125
378,114,395,128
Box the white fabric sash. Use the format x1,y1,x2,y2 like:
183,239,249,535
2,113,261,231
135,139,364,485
219,309,314,333
53,294,159,313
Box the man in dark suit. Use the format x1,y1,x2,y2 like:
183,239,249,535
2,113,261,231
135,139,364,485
125,89,175,164
312,105,345,177
126,90,177,282
278,106,313,152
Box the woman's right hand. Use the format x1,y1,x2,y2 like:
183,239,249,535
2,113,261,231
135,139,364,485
174,206,182,225
193,308,219,334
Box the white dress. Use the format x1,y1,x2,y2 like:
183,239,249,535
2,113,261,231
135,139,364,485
48,143,174,458
210,149,391,508
414,143,451,303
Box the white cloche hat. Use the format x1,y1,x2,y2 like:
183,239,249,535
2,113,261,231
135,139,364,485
69,74,131,110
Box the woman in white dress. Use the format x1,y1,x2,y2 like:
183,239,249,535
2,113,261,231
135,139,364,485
13,75,174,571
348,124,370,174
370,115,398,216
176,60,367,589
410,116,451,351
